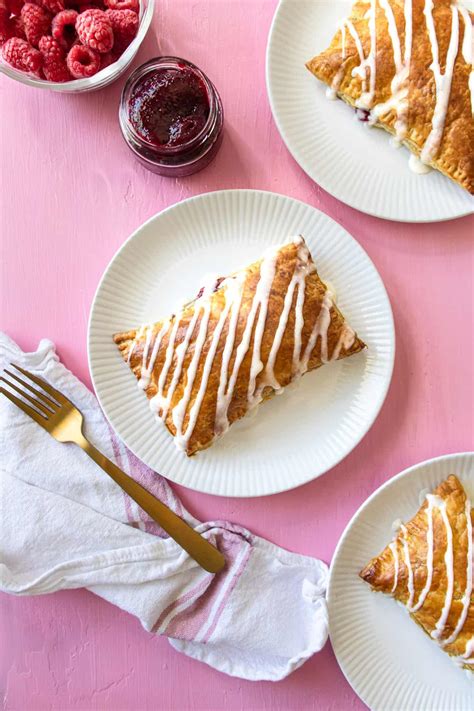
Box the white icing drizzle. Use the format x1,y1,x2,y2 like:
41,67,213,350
150,277,217,421
174,274,246,450
458,3,474,114
453,655,474,666
409,153,433,174
371,0,413,141
331,324,356,362
258,239,315,395
246,249,279,408
212,246,279,438
167,278,216,415
132,238,353,452
418,487,431,506
397,0,413,139
421,2,460,165
442,496,472,646
411,495,436,612
323,0,471,170
292,256,308,375
347,19,368,94
127,340,136,364
138,319,170,390
215,248,278,435
431,495,454,640
171,281,219,444
137,325,152,388
215,237,335,436
381,0,402,71
354,0,377,109
396,490,473,658
150,316,180,418
461,636,474,662
296,290,333,374
260,264,300,392
400,523,416,609
327,23,347,99
389,541,399,594
214,274,247,437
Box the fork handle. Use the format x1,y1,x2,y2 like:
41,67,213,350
77,436,225,574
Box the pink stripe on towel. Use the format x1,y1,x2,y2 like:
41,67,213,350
151,575,213,634
163,528,252,642
107,426,185,537
201,542,251,643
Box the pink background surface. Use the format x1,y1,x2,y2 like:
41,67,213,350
1,0,473,709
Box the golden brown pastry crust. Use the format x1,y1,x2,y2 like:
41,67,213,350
114,238,366,455
306,0,474,194
360,475,474,671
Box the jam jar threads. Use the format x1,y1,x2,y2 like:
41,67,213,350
119,57,224,176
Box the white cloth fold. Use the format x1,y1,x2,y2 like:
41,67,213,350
0,333,328,681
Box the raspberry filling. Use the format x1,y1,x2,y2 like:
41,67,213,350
128,66,210,147
196,277,225,299
355,108,370,122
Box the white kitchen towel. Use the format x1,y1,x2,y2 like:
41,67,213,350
0,333,328,681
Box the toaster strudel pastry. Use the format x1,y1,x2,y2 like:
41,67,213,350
360,475,474,671
306,0,474,193
114,237,366,455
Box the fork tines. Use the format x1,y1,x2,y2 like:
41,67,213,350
0,364,61,424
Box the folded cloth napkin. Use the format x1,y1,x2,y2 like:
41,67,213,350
0,333,328,681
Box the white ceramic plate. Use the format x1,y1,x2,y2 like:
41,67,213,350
88,190,394,497
328,452,474,711
266,0,474,222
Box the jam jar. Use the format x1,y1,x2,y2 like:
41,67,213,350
119,57,224,176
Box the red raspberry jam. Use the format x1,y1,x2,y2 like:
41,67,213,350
129,66,210,146
119,57,224,176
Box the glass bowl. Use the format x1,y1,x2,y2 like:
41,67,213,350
0,0,154,93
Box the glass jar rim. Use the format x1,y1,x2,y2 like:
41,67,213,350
120,56,218,155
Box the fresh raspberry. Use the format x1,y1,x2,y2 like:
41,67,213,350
76,9,112,53
43,55,70,79
20,3,50,47
51,8,76,48
39,32,70,78
105,8,136,53
104,0,138,12
66,41,99,76
44,62,70,79
39,32,63,59
40,0,64,13
2,35,42,74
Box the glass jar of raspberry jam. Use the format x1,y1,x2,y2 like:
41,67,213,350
119,56,224,177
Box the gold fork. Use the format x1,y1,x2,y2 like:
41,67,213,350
1,364,225,574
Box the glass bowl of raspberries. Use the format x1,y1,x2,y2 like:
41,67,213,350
0,0,154,92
